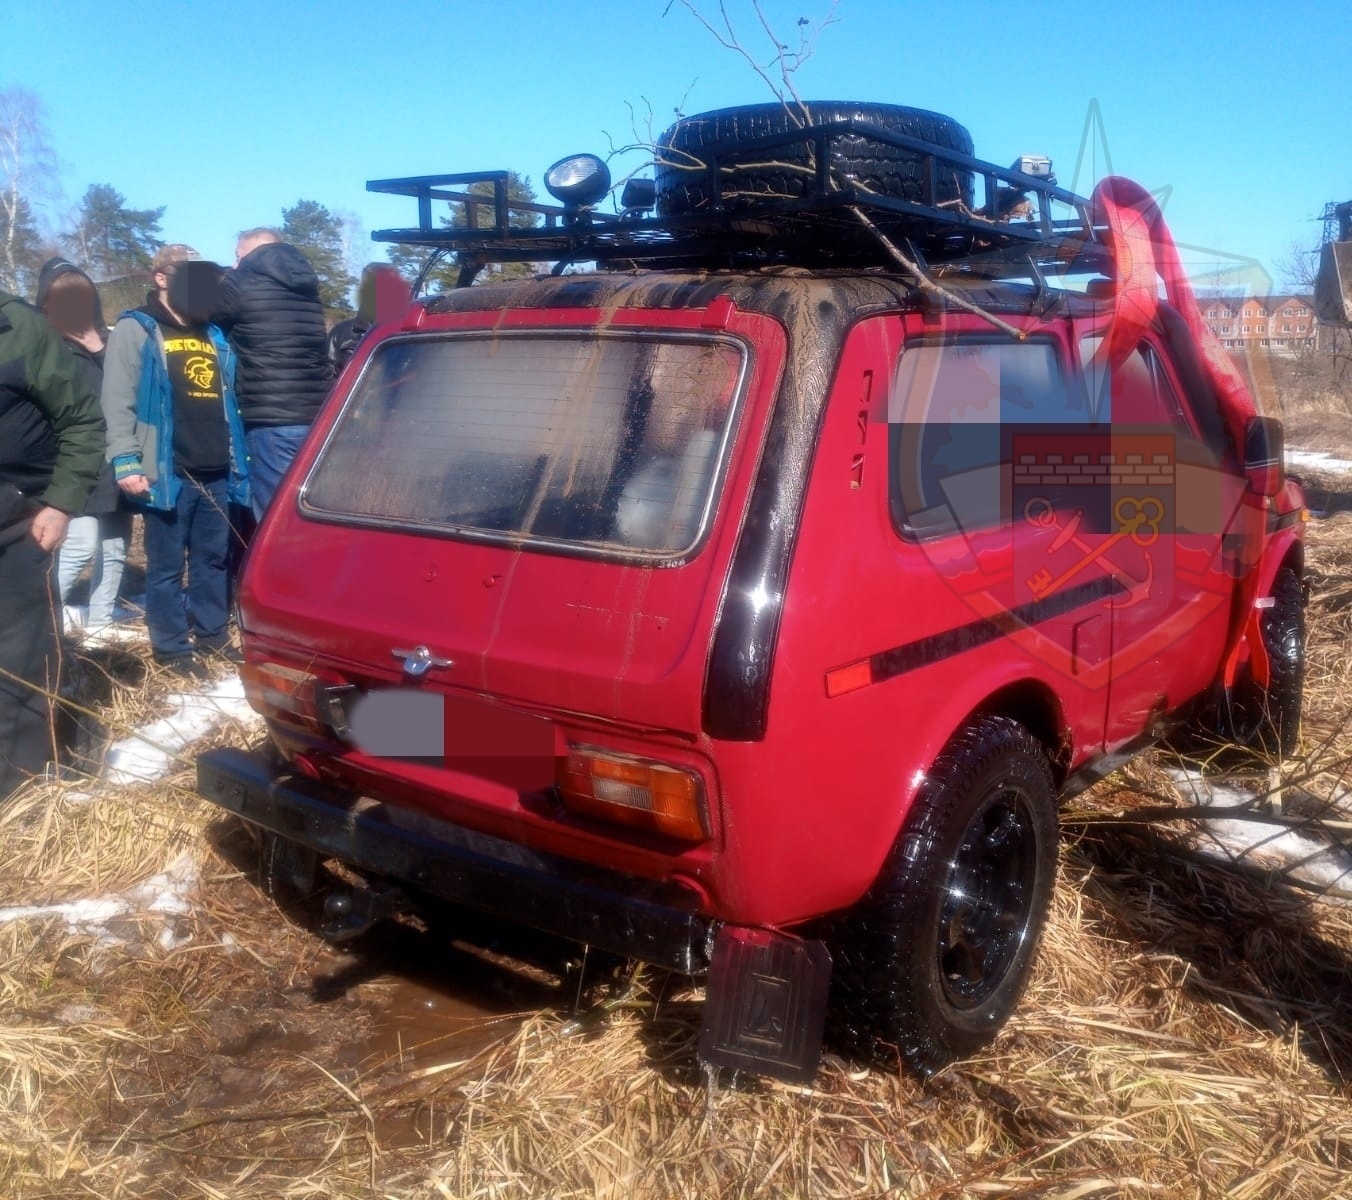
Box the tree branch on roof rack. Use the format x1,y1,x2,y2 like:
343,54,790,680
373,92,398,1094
849,206,1029,341
662,0,841,126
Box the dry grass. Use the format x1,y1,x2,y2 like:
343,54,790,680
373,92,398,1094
3,476,1352,1199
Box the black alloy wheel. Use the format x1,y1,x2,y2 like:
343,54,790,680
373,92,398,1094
937,787,1044,1012
826,715,1058,1076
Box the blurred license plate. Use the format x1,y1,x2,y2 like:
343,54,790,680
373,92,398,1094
345,689,560,790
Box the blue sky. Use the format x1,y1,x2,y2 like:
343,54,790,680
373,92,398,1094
4,0,1347,295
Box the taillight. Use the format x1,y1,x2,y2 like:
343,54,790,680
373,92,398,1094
240,662,349,736
557,748,709,841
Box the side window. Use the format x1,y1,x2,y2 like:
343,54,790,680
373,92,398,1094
889,339,1079,535
1079,336,1189,429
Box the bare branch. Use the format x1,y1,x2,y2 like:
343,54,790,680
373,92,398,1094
748,0,838,121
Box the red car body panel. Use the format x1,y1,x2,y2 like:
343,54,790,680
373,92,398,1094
233,272,1303,931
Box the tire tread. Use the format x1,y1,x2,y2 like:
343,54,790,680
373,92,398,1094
827,715,1057,1075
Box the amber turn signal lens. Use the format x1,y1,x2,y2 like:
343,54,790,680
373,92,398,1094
557,749,708,841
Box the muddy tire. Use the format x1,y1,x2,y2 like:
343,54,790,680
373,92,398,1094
827,716,1058,1075
1223,567,1305,759
655,101,975,218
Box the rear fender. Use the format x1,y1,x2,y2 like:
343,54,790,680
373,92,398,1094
880,669,1071,851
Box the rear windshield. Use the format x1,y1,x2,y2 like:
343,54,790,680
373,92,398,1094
301,331,747,557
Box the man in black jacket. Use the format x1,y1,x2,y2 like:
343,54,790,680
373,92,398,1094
215,228,332,518
0,289,105,798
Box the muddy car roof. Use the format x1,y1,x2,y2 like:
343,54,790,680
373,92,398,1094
419,269,1105,325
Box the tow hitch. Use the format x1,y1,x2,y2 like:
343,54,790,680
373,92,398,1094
320,882,409,942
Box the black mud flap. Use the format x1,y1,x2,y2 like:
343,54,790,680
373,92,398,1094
697,926,831,1084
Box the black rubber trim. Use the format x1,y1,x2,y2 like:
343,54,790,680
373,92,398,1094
867,575,1123,686
197,747,713,974
701,297,871,741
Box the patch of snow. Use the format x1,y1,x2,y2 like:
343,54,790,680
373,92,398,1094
104,674,259,786
0,851,201,947
1166,768,1352,895
63,606,148,643
1286,448,1352,478
1166,766,1252,809
130,851,198,915
0,897,128,929
4,652,259,955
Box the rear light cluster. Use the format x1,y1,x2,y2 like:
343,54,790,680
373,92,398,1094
241,662,348,736
557,749,708,841
243,662,710,841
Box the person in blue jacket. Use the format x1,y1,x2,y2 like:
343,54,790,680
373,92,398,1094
100,244,249,676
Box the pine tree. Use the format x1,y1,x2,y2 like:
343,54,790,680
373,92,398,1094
282,199,357,314
65,184,165,278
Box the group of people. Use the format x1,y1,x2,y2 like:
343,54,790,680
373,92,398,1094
1,228,348,799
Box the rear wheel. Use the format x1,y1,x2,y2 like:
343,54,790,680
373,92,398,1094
828,716,1058,1075
1184,567,1306,762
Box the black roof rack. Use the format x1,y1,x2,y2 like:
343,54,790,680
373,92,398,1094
368,119,1112,283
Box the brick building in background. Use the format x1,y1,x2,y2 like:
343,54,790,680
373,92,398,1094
1200,295,1316,353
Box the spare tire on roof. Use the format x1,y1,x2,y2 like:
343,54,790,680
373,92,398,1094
655,101,975,219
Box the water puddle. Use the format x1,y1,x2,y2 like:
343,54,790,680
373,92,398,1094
343,969,522,1078
321,917,590,1148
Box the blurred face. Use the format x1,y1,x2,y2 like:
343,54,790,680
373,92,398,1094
44,274,99,336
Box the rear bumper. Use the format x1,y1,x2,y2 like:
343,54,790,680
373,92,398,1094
196,747,714,973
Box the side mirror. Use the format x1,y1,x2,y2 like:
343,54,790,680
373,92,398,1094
1243,415,1285,498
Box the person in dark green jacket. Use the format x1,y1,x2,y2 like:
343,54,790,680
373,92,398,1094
0,288,106,799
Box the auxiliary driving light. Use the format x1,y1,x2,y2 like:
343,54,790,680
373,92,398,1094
1011,154,1054,180
544,153,612,208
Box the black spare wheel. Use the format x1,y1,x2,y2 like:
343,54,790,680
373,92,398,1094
655,101,975,220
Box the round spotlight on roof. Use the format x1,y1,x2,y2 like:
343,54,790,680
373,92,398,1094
544,154,612,208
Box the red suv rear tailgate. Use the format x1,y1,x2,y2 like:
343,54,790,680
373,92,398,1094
239,305,786,739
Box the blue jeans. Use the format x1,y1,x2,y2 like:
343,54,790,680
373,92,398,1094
57,511,132,630
246,424,310,520
142,474,232,660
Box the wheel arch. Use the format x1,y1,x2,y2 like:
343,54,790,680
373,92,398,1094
1255,527,1306,603
963,679,1070,784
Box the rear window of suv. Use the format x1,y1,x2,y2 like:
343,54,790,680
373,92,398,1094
301,331,747,557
